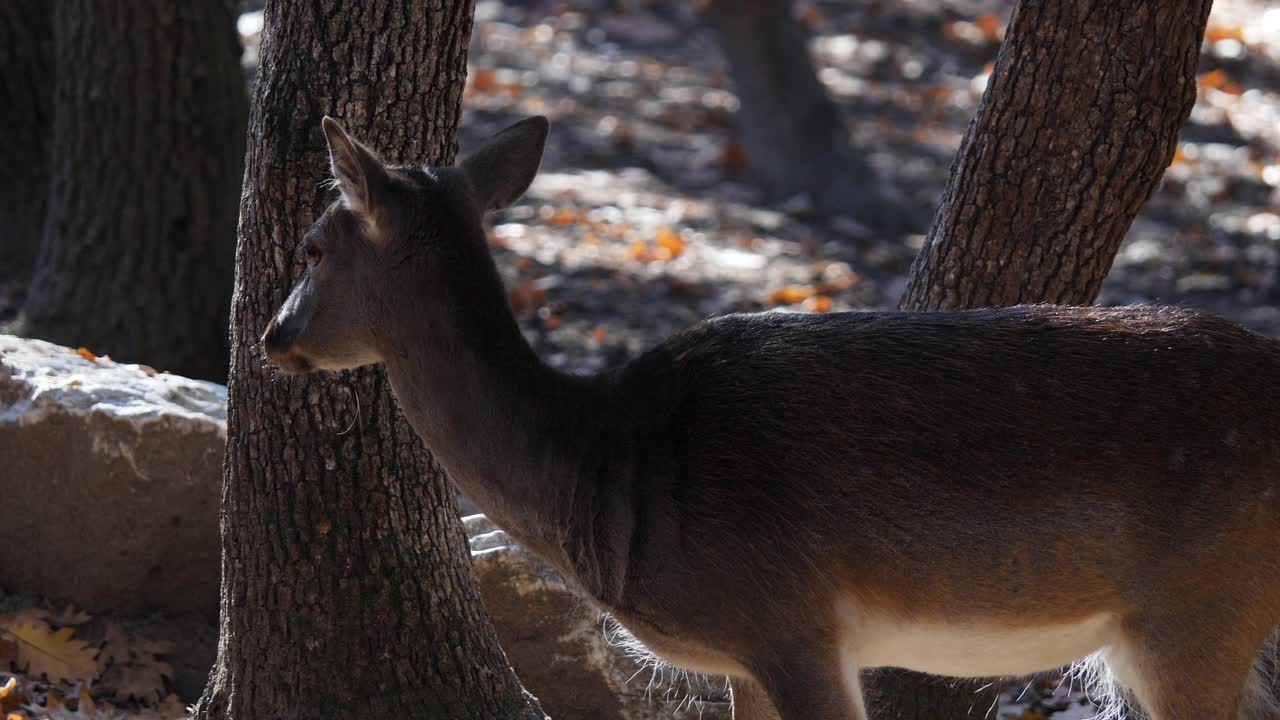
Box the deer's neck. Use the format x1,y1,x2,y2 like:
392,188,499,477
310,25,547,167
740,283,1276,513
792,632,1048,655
380,253,634,600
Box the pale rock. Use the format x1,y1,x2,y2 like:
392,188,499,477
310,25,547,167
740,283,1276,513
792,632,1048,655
0,335,224,618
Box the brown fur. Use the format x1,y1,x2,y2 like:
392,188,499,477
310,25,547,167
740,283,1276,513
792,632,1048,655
263,117,1280,720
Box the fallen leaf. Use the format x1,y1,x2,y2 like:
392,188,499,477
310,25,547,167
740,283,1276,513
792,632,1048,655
1205,23,1244,42
975,12,1004,43
0,677,23,713
72,348,98,364
720,141,749,171
472,68,498,93
6,623,99,683
804,295,834,313
769,285,815,305
97,625,173,703
49,608,90,628
655,227,686,258
629,240,652,262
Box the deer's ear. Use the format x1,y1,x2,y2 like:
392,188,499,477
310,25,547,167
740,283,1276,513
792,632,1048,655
321,116,389,217
461,116,549,212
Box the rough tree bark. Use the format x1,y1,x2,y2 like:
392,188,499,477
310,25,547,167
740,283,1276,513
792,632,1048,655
901,0,1214,311
0,0,51,293
192,1,546,719
869,1,1213,718
701,0,900,223
20,0,245,382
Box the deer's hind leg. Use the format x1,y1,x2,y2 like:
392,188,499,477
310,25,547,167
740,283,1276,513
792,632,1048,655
1104,607,1275,720
735,644,866,720
729,677,782,720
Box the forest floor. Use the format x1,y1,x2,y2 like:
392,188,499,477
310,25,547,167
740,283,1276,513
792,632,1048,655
2,0,1277,718
441,0,1280,376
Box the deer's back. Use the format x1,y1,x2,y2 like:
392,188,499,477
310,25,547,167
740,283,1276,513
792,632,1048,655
612,305,1280,627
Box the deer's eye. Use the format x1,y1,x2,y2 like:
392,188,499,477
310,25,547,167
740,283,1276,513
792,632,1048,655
304,242,323,266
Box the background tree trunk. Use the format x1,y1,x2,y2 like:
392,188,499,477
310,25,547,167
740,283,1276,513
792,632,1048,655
900,0,1214,312
701,0,902,224
0,0,52,312
193,1,546,719
19,0,245,382
873,1,1213,718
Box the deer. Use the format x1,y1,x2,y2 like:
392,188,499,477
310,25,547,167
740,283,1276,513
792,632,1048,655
262,115,1280,720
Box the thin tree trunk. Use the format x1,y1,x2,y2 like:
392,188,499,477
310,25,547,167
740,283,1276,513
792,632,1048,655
20,0,245,382
900,0,1214,312
702,0,901,223
876,1,1213,718
0,0,51,298
192,1,546,718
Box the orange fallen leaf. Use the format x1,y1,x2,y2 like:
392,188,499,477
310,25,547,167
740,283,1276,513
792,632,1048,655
583,233,602,246
1205,23,1244,42
629,241,652,262
472,68,498,93
590,326,607,342
73,347,98,363
975,12,1003,42
804,295,834,313
655,227,686,258
547,207,580,226
769,285,816,305
1171,145,1197,166
0,677,21,714
543,314,562,329
1199,69,1230,90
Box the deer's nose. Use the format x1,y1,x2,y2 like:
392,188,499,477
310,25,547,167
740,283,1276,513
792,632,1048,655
262,318,298,356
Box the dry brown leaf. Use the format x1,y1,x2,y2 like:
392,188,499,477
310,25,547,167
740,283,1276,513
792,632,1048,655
48,608,90,628
0,634,17,671
96,626,172,703
720,141,749,171
1,611,51,635
129,694,187,720
6,624,98,683
472,68,498,93
0,677,24,713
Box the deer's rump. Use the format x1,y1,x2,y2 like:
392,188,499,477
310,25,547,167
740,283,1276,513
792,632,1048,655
619,304,1280,624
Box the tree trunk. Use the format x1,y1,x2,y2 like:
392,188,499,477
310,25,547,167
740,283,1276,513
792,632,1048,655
875,1,1213,718
0,0,51,301
702,0,902,224
20,0,245,382
192,2,546,719
900,0,1214,312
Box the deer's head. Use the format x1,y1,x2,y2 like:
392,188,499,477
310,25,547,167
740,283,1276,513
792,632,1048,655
262,115,548,374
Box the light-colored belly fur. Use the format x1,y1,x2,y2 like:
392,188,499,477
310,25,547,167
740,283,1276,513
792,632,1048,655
835,597,1120,678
